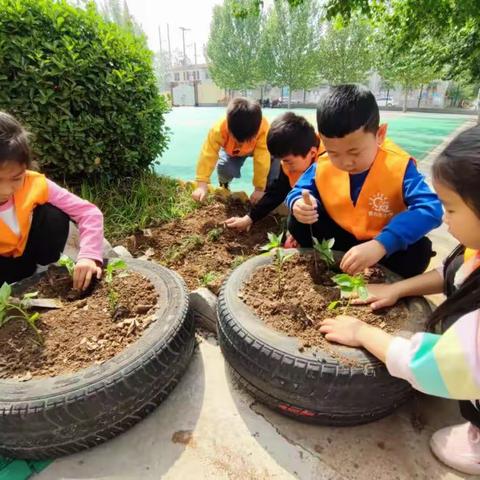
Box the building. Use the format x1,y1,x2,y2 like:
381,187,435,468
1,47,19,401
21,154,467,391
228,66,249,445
167,64,225,106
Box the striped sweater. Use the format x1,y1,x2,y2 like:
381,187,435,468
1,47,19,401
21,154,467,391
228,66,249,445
386,249,480,400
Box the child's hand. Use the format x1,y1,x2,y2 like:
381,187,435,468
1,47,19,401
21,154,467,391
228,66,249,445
319,315,368,347
284,234,299,248
351,283,400,310
192,182,208,202
340,240,386,275
225,215,253,232
73,258,102,291
292,192,318,224
250,188,264,205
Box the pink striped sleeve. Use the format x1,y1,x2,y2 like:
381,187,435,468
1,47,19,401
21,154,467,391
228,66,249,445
46,179,104,263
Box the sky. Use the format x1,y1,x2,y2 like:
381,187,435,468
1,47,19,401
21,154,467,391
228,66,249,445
124,0,223,63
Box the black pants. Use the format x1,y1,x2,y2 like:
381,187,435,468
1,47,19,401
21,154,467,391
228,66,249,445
0,203,70,284
459,401,480,428
288,212,434,278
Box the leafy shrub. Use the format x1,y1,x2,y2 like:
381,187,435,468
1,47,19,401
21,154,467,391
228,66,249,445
0,0,169,180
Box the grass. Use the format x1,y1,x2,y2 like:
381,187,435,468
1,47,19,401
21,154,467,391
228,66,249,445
78,171,200,242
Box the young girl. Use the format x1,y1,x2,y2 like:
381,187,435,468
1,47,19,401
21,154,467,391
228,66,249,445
319,125,480,476
0,111,104,290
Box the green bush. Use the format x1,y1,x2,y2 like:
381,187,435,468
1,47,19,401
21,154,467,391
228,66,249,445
0,0,169,180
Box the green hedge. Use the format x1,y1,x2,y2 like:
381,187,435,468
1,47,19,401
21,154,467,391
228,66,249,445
0,0,169,180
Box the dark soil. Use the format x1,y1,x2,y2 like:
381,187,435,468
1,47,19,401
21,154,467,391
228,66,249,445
0,268,157,380
121,197,281,294
240,254,409,353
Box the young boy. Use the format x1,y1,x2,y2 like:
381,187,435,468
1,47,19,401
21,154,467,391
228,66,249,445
192,97,273,205
286,84,443,279
226,112,321,232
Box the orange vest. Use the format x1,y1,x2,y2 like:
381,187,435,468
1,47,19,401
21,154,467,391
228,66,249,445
220,117,268,157
315,139,411,240
0,170,48,257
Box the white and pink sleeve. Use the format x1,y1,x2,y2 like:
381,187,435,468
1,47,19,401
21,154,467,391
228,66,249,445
46,179,104,263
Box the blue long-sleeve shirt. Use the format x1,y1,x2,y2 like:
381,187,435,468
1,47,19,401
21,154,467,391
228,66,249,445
286,159,443,256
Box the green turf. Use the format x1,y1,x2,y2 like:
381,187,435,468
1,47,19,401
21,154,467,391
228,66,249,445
155,107,468,192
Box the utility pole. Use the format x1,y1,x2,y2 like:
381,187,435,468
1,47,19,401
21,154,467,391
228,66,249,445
158,25,162,52
167,23,172,66
179,26,191,65
194,42,197,65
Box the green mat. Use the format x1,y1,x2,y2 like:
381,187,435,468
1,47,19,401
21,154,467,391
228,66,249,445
0,457,51,480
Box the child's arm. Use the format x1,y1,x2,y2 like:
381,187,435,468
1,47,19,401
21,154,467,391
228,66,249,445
193,126,224,201
320,310,480,400
47,180,103,290
251,124,271,198
225,168,291,231
354,269,444,310
375,160,443,256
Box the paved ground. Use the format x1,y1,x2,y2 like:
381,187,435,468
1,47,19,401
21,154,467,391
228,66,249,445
37,119,476,479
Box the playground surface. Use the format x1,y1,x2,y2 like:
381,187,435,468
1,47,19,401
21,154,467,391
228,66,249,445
155,107,470,192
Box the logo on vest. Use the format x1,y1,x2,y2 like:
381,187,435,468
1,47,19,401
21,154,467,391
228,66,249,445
368,193,393,218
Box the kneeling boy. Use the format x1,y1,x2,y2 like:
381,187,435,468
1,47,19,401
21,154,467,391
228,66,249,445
226,112,321,232
286,84,443,278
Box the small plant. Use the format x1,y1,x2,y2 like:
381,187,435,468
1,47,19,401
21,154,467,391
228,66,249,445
199,271,218,287
261,232,294,291
312,237,335,270
57,255,75,277
0,282,42,340
104,259,126,313
330,273,369,314
206,227,223,242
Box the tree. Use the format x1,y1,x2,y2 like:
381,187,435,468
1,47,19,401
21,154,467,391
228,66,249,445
206,0,263,93
375,33,440,112
100,0,144,38
317,17,374,85
260,0,321,107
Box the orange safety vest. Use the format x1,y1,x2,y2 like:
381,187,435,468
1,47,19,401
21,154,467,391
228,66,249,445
0,170,48,257
220,117,268,157
280,135,323,187
315,139,411,240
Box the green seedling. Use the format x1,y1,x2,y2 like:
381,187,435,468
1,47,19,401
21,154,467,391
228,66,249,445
0,282,42,341
105,259,127,284
261,232,294,291
199,271,218,287
331,273,369,314
57,255,75,277
104,259,126,313
312,237,335,270
206,227,223,242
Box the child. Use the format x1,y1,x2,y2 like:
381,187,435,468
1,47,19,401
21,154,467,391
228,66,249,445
286,84,443,279
192,97,274,205
319,125,480,475
0,112,104,290
225,112,322,233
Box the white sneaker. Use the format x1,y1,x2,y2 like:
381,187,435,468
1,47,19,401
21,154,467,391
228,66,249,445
430,422,480,475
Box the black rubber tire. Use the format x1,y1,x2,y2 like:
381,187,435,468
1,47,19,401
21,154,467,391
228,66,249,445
218,249,432,426
0,259,195,459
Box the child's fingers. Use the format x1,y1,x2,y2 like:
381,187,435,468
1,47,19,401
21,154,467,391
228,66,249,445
82,269,93,291
73,267,84,290
371,298,392,310
96,266,102,279
351,295,375,305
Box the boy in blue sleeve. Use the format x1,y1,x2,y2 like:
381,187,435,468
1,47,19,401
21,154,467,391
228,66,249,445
286,84,443,278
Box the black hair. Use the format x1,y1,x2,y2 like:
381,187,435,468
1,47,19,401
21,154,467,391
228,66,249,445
316,84,379,138
427,125,480,331
227,97,262,143
0,111,31,167
267,112,319,157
